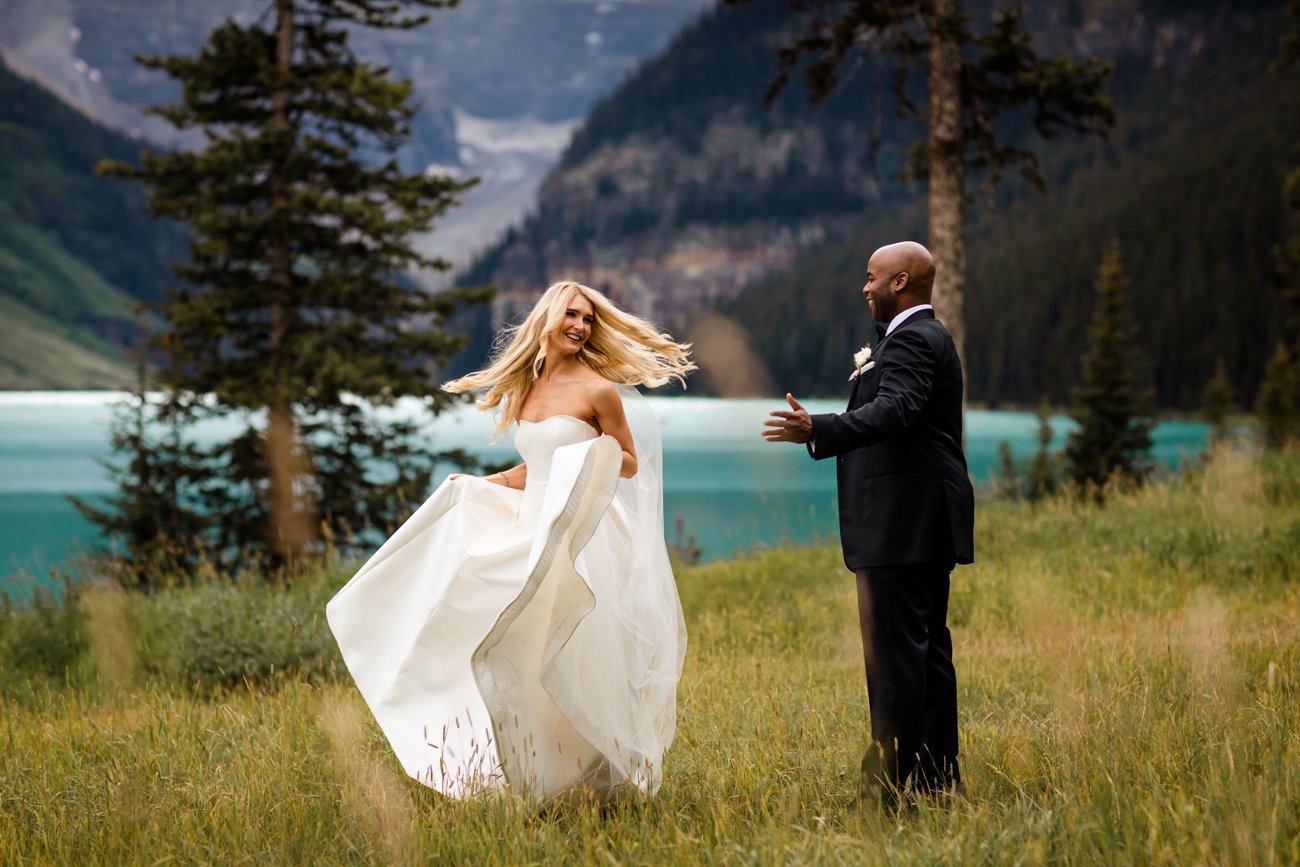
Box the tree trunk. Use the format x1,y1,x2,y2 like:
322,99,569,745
927,0,966,379
266,0,311,570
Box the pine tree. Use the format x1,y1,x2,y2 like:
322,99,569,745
1064,241,1155,497
1256,343,1298,449
730,0,1113,371
1201,356,1237,445
1027,399,1057,502
98,0,488,574
70,324,209,586
1270,0,1300,440
995,440,1020,500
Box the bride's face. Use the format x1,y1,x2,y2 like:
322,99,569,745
548,291,595,358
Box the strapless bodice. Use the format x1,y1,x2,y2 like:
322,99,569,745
515,416,601,523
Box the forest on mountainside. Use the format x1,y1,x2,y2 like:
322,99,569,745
463,0,1300,409
0,57,185,387
720,3,1300,407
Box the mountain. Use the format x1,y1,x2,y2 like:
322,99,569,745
461,0,1300,408
0,0,712,282
719,0,1300,408
0,56,186,388
0,0,713,389
460,0,895,326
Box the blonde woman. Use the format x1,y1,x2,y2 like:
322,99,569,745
327,281,695,803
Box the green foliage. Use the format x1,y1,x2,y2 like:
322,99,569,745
739,0,1113,193
1202,356,1238,444
717,5,1300,406
1064,240,1155,496
0,580,86,688
1256,343,1299,448
1027,400,1058,502
994,440,1020,499
135,572,344,693
3,450,1300,862
0,58,189,387
69,333,211,586
93,0,490,575
0,59,186,310
1268,1,1300,447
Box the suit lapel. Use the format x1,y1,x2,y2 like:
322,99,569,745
848,310,934,406
847,321,885,407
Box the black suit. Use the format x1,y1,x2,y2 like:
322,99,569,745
808,308,974,800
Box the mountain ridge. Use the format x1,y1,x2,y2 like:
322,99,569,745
460,0,1300,408
0,54,188,388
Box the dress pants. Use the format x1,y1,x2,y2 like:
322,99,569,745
855,563,960,800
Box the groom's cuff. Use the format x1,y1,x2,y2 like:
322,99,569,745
807,413,834,460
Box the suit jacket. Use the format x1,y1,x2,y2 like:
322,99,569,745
808,309,975,571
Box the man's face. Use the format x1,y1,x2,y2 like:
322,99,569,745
862,254,901,324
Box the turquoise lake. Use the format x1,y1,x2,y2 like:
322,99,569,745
0,393,1210,588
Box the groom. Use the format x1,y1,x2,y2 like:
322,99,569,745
763,241,974,806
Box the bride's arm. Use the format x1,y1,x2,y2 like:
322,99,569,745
450,462,527,488
591,382,638,478
492,463,527,488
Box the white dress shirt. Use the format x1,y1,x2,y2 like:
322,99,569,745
884,303,933,336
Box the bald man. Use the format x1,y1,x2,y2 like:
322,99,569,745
764,241,975,807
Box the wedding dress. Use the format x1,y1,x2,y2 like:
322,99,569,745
326,387,685,801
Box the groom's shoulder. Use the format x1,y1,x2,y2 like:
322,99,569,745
894,315,949,346
891,316,960,365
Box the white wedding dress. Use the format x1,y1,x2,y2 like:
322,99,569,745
326,388,686,801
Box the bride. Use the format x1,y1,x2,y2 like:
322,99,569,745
326,280,695,802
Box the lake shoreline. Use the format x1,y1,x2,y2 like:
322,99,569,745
1,394,1211,585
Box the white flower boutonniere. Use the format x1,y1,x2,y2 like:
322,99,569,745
849,345,875,380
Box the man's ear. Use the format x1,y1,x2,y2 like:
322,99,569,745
894,271,910,292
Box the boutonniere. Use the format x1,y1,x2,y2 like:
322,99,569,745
849,345,875,380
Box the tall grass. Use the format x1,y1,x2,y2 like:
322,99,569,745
1,447,1298,864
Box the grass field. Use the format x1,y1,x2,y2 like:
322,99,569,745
2,447,1298,864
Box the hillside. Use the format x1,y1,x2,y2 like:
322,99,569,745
460,0,1300,408
721,0,1300,408
459,0,900,327
0,0,711,284
0,57,186,388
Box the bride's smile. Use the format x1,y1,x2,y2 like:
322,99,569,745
553,294,595,355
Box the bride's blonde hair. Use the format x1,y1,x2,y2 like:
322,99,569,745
443,280,696,438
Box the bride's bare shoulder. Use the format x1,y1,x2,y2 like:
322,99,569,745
584,376,625,420
574,365,615,393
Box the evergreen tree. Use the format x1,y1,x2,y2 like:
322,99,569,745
1027,399,1057,502
1256,343,1298,449
994,440,1020,500
1201,356,1237,445
1272,0,1300,432
1064,241,1154,497
730,0,1113,371
98,0,488,574
71,324,209,586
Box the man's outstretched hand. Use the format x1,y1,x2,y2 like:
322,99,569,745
763,393,813,444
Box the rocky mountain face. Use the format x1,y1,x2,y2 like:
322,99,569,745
0,0,711,284
461,0,893,326
0,0,716,388
458,0,1300,408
